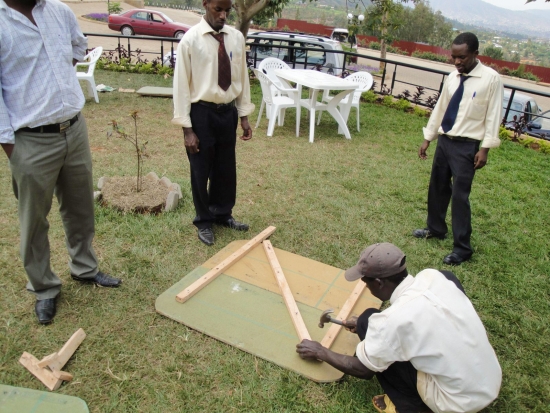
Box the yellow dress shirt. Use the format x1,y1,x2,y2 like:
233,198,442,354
423,61,504,149
172,18,255,129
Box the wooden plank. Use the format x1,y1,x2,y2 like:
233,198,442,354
136,86,173,97
48,328,87,371
52,370,74,381
19,352,62,391
320,281,366,349
176,226,277,303
36,352,58,368
262,240,311,341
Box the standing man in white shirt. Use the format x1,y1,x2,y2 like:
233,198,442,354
172,0,255,246
412,32,504,265
0,0,121,325
297,243,502,413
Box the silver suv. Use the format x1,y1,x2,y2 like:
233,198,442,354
502,90,542,124
246,31,345,75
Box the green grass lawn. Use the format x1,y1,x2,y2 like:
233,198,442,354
0,70,548,412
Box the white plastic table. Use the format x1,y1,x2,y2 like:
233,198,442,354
274,69,358,143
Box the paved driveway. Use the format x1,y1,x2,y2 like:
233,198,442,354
66,1,201,61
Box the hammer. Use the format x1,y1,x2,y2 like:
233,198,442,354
318,309,345,328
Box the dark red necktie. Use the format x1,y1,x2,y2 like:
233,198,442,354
211,33,231,91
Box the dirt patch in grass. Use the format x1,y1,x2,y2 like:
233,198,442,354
101,176,170,213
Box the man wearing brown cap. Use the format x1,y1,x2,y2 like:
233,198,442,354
296,243,501,413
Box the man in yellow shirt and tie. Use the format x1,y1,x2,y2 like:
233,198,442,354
413,33,504,265
172,0,255,246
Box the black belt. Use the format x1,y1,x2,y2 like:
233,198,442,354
18,114,79,133
440,134,478,143
196,100,235,112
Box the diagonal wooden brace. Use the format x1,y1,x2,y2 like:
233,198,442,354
176,226,277,303
320,281,366,349
263,240,311,342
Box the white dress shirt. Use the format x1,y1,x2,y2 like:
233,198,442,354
171,18,255,129
0,0,88,144
356,270,502,413
423,62,504,149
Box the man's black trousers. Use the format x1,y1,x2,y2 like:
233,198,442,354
426,134,480,259
187,103,239,229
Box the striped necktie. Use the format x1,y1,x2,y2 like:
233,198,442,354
441,75,468,133
211,32,231,91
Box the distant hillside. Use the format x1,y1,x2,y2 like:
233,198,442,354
428,0,550,39
315,0,550,39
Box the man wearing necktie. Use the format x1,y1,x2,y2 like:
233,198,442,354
413,33,504,265
172,0,254,246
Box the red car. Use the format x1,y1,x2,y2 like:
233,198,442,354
108,9,191,39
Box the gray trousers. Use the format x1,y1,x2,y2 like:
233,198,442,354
10,114,98,300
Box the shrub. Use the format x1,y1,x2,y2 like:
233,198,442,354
362,90,377,103
500,67,511,76
394,98,411,112
499,126,511,141
512,64,525,78
382,95,395,108
108,2,123,15
411,51,449,63
97,46,174,76
368,42,406,55
413,106,428,117
522,72,539,82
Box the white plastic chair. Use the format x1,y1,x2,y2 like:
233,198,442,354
258,57,293,95
257,57,295,119
75,47,103,103
253,69,301,137
317,71,373,131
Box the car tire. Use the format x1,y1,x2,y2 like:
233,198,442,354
174,31,184,39
121,26,134,36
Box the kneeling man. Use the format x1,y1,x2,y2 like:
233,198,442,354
297,243,501,413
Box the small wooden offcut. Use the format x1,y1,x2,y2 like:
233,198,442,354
19,328,86,391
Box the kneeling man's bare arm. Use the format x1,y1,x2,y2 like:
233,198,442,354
296,339,375,380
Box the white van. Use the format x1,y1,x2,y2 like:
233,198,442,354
330,28,349,43
246,31,345,75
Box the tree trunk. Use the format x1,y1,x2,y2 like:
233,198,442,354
233,0,268,38
236,18,251,38
379,10,388,72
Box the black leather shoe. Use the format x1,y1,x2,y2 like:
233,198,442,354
35,298,56,325
198,228,215,246
71,271,122,287
412,228,445,240
216,218,249,231
443,252,470,265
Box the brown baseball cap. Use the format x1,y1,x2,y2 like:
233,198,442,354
345,243,407,281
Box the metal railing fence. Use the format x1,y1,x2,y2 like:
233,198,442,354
84,32,550,125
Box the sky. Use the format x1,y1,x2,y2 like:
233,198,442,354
481,0,550,10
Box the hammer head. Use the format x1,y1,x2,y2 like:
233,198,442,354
318,308,334,328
